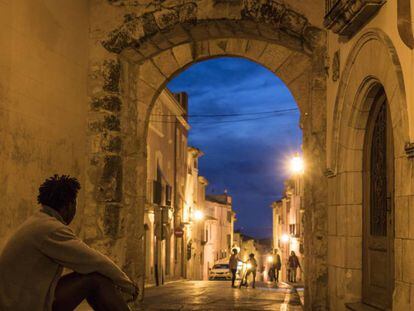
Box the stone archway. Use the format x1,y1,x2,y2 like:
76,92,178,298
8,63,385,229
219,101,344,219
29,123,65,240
87,2,328,309
328,29,410,310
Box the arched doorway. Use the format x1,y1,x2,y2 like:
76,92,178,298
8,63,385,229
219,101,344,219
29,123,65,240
330,30,410,310
362,86,394,309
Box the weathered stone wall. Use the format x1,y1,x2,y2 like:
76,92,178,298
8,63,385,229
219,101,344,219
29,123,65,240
0,0,89,248
0,0,329,308
325,0,414,309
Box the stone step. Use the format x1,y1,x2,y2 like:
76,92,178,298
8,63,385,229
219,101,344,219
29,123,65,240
345,302,383,311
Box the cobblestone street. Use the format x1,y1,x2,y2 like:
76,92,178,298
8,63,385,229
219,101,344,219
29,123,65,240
135,281,303,311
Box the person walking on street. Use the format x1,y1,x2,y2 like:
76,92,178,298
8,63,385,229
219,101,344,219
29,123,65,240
229,249,240,288
0,175,138,311
240,253,258,288
268,261,275,282
274,250,282,282
288,251,301,283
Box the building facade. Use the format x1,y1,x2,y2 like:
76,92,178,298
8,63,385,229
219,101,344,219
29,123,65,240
184,147,206,280
272,175,305,283
145,90,189,286
205,193,235,264
324,2,414,310
3,1,414,310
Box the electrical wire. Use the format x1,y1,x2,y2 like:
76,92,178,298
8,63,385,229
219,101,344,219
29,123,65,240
149,108,298,118
149,108,299,125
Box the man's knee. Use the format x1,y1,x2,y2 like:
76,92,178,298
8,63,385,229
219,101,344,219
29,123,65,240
84,273,113,289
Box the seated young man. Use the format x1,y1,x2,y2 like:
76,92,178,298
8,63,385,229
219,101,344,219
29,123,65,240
0,175,138,311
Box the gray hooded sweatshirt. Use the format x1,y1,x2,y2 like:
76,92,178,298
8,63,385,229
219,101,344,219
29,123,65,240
0,206,135,311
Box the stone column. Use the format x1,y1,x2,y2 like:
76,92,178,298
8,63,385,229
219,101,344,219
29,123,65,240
87,1,147,299
302,30,329,311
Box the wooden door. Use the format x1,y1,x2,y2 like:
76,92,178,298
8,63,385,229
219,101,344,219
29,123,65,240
362,88,394,310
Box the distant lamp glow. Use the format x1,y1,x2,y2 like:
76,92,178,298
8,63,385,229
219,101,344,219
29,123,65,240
194,210,204,221
281,234,290,244
267,255,274,263
289,155,304,174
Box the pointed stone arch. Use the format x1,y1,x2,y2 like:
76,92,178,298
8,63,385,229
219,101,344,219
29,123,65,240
87,2,328,309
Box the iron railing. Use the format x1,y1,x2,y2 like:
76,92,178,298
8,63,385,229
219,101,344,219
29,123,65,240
325,0,340,15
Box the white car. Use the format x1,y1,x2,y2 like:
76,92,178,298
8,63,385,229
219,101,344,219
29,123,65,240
208,264,232,280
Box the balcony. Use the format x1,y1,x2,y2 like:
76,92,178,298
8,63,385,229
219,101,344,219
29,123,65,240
324,0,386,37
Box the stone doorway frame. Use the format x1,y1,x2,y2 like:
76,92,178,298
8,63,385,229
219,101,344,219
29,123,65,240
87,3,328,309
328,29,410,310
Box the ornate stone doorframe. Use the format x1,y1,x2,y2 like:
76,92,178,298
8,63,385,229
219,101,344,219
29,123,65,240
328,29,410,309
87,2,328,309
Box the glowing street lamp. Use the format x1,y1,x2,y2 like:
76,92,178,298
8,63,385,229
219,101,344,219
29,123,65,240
281,233,290,244
194,210,204,221
289,154,304,175
267,255,274,263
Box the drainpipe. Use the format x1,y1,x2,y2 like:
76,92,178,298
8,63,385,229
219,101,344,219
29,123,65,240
173,117,179,277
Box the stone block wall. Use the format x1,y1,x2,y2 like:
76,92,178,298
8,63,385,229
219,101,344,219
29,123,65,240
0,0,90,248
327,28,413,310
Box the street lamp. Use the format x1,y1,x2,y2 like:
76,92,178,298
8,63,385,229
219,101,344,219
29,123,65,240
289,154,304,175
194,210,204,221
281,233,290,244
267,255,274,263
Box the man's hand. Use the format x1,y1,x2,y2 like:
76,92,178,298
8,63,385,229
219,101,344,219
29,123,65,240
125,283,139,303
118,282,139,303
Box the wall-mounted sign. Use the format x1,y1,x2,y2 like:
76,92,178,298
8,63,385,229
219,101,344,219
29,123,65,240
174,227,184,238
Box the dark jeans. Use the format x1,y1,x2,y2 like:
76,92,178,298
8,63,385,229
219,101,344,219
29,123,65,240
52,272,130,311
231,269,237,286
275,269,280,282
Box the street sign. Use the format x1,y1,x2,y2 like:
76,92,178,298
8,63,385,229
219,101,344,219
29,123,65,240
174,227,184,238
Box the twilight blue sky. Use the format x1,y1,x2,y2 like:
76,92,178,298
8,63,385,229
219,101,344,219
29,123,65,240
168,57,302,239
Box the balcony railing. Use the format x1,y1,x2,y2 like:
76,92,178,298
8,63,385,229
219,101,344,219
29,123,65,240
324,0,386,37
325,0,339,15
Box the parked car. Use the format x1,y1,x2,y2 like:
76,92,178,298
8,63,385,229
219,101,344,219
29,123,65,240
208,263,231,280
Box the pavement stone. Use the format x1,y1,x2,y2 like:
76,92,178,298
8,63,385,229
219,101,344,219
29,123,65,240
76,280,303,310
134,280,303,311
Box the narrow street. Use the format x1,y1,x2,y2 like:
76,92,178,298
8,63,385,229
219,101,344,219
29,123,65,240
135,281,303,311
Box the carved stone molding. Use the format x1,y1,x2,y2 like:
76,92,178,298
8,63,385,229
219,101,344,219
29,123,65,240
324,0,386,37
332,50,340,82
405,142,414,158
397,0,414,49
324,168,336,178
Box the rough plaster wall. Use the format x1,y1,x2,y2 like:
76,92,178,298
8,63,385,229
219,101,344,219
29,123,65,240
0,0,90,248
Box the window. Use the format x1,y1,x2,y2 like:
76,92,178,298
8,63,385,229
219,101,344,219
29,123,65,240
289,224,296,236
153,180,162,205
227,211,232,223
205,229,209,242
227,234,231,249
165,184,172,206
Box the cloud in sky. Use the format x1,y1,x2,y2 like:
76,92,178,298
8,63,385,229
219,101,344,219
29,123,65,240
168,57,302,238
